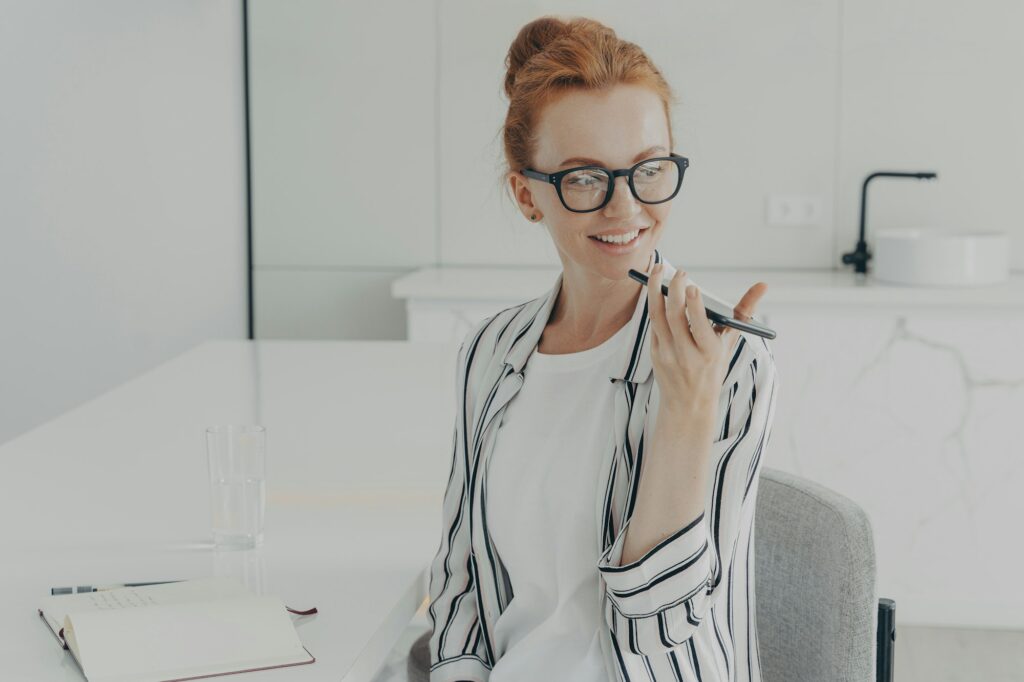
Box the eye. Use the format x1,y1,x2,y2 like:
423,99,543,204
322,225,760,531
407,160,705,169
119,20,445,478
636,160,664,179
563,169,608,190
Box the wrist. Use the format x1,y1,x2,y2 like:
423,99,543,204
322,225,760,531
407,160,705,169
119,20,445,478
657,395,717,426
651,399,719,464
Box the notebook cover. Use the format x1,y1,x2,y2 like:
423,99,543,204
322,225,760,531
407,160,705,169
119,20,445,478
38,608,316,681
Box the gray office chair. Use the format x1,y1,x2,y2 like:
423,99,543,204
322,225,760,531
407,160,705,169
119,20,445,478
407,466,895,682
754,466,894,682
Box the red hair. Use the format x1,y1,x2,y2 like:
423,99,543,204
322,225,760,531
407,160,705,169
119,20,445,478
500,15,678,183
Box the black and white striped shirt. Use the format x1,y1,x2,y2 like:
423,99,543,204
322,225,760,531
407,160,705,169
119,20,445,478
428,248,779,681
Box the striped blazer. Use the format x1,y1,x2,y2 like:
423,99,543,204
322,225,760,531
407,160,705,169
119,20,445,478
428,248,779,682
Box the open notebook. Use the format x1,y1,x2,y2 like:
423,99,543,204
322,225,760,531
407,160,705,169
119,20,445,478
38,577,315,682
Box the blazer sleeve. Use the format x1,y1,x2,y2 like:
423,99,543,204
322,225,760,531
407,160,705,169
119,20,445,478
427,331,493,682
596,334,779,656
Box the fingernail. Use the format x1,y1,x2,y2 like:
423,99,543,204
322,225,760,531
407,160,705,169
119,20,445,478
687,285,696,298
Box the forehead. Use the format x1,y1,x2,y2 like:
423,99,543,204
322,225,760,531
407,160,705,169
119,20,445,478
533,83,670,169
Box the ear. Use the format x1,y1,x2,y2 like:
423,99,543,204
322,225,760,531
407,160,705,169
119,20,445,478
508,171,539,216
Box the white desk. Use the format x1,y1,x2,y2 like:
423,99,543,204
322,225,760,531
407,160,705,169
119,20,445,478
0,339,458,681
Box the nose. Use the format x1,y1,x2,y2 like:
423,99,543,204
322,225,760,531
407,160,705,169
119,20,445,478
602,175,640,218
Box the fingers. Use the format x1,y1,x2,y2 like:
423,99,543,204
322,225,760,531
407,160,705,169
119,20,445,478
664,268,696,348
649,267,765,363
646,262,673,349
685,284,718,351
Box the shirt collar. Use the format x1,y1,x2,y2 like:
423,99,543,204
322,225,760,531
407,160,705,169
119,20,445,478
500,247,681,385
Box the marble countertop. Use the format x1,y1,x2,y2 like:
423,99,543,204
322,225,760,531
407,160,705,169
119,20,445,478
392,266,1024,310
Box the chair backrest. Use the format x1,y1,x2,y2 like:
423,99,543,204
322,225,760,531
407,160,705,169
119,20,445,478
754,466,878,682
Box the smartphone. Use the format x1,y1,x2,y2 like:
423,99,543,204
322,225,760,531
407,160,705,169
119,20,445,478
628,268,777,340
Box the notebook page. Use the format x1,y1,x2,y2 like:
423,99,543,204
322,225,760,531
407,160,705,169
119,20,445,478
65,594,311,682
39,577,253,636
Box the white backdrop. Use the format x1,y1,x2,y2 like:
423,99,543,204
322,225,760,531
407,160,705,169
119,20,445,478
249,0,1024,340
0,0,248,444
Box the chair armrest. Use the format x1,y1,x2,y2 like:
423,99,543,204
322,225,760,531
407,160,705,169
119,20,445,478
876,598,895,682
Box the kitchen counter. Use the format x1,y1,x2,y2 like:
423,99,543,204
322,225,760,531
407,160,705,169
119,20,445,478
392,266,1024,311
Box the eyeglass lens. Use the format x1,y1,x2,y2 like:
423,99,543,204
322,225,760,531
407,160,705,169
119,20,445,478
560,158,680,211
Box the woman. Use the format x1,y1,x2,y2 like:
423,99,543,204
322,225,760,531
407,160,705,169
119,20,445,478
427,15,778,682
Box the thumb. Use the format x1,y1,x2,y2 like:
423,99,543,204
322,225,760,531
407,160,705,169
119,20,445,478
734,282,768,321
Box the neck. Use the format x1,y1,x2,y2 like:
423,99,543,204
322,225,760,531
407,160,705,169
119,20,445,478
548,265,643,342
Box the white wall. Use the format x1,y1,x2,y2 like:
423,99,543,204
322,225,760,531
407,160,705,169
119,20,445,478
0,1,248,445
250,0,1023,340
249,0,436,340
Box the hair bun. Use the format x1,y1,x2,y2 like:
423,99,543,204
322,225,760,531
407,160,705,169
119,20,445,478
503,16,571,98
500,15,675,186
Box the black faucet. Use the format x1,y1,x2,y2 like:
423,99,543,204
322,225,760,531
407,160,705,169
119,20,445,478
841,171,939,275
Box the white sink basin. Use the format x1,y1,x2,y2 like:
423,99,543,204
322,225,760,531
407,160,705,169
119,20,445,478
873,228,1010,287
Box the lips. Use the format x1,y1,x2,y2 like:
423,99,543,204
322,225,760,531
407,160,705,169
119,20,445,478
590,233,639,245
590,226,650,239
588,229,647,254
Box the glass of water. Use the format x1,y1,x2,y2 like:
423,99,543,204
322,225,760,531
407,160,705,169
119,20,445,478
206,425,266,549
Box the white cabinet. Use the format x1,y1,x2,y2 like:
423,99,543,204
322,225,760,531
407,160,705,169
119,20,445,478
392,267,561,343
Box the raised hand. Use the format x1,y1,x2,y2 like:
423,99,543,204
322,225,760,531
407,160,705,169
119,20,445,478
646,262,767,413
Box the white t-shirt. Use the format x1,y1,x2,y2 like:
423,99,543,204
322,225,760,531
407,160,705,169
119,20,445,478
486,321,630,682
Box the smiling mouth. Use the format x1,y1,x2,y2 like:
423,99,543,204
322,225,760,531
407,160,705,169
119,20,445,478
589,228,647,245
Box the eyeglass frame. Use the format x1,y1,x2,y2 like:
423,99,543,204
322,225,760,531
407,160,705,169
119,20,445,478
520,152,689,213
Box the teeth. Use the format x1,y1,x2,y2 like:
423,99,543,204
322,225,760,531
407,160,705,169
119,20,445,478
595,229,640,244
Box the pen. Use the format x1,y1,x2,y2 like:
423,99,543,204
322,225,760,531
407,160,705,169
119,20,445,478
49,580,182,596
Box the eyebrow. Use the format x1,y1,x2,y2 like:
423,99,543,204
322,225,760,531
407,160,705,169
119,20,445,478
557,145,668,168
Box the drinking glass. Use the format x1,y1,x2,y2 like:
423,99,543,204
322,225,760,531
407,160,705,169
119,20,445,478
206,425,266,549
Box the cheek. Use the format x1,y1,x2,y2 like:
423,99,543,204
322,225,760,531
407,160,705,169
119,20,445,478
649,205,671,224
547,216,593,242
645,208,670,236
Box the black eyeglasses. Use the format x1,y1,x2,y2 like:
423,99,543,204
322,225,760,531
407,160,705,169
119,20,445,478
520,153,689,213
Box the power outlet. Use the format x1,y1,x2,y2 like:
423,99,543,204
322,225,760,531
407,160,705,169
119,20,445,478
765,195,824,227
